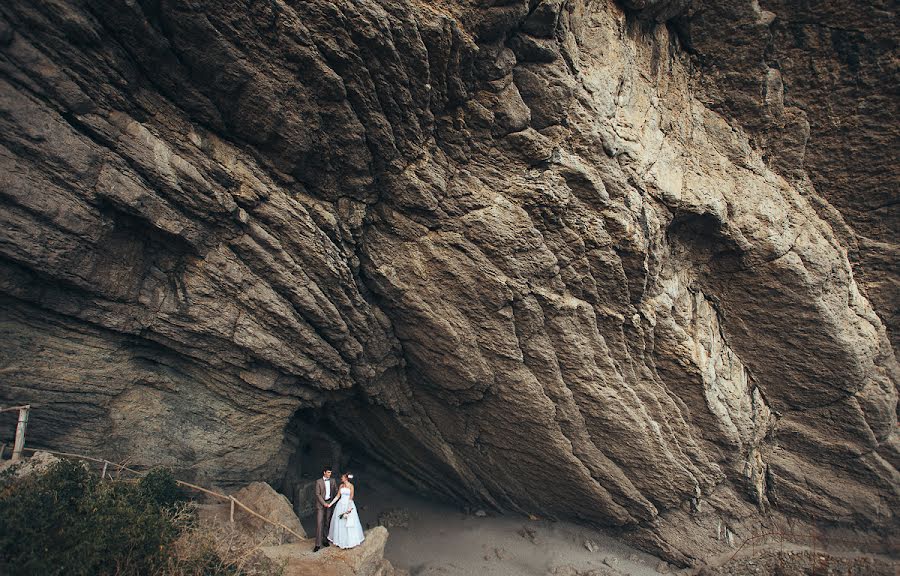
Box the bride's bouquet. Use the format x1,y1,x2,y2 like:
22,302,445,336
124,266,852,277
340,507,356,527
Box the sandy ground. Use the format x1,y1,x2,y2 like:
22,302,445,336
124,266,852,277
301,470,666,576
297,470,898,576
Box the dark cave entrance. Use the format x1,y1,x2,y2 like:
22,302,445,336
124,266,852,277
277,406,346,519
274,396,477,526
276,401,400,523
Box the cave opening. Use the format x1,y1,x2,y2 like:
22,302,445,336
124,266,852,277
277,405,344,520
275,399,411,524
273,394,483,530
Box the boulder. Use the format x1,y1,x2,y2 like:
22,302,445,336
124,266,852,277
0,451,62,479
231,482,307,543
261,526,395,576
195,481,306,545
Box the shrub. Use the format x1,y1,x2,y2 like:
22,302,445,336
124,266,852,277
0,459,185,575
0,459,283,576
141,468,188,508
162,517,285,576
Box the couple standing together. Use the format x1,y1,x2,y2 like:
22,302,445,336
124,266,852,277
314,466,364,552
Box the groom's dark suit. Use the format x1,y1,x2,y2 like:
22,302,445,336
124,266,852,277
315,476,339,548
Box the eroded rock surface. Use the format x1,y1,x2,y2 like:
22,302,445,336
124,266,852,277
0,0,897,566
199,481,396,575
232,481,307,542
260,526,401,576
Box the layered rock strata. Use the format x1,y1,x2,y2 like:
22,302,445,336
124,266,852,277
0,0,896,565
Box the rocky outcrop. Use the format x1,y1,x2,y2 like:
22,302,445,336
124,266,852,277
232,481,307,542
0,450,61,479
672,0,900,356
198,481,396,576
0,0,896,567
261,527,402,576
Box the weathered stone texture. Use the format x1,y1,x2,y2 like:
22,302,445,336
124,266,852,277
0,0,896,566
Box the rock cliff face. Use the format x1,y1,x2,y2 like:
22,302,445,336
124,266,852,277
0,0,896,565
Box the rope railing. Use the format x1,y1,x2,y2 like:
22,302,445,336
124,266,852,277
14,446,306,542
2,403,305,542
0,405,31,413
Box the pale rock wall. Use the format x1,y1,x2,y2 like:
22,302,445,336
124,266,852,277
0,0,896,565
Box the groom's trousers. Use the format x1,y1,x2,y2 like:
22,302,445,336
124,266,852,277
315,505,334,547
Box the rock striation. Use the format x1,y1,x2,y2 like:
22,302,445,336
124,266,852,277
0,0,897,566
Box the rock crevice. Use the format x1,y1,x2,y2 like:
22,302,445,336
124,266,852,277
0,0,896,565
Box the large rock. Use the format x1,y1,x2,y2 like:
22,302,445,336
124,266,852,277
0,0,896,567
232,481,307,542
674,0,900,355
196,481,306,545
0,450,61,479
261,526,399,576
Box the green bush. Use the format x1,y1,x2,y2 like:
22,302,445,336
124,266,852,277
141,468,188,508
0,459,186,576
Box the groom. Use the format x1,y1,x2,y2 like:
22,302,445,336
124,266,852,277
314,466,339,552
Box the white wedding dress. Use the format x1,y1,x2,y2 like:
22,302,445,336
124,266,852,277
328,487,365,548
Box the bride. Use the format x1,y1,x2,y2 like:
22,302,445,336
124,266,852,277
327,472,365,549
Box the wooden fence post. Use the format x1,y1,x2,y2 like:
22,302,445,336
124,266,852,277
11,405,30,462
10,446,306,542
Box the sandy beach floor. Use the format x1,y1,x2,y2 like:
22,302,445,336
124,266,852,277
302,471,666,576
298,470,898,576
